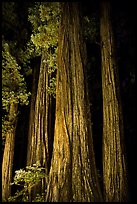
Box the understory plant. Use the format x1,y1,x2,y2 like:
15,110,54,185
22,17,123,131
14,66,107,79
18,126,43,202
8,162,48,202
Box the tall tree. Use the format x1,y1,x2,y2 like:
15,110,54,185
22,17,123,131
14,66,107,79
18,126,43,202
46,2,103,202
26,2,59,201
27,52,49,168
26,51,54,201
2,101,18,201
2,40,29,201
2,3,31,201
100,0,128,201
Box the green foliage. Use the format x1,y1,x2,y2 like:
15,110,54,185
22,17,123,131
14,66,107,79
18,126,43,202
2,114,17,143
83,15,99,42
8,162,48,202
2,39,31,143
2,3,33,146
32,193,45,202
28,2,61,98
2,2,35,78
47,77,56,98
28,2,60,50
2,40,31,112
13,165,46,186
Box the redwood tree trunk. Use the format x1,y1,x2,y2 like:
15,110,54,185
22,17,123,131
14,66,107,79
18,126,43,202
26,51,55,200
2,101,18,201
26,59,40,166
46,2,103,202
100,1,128,201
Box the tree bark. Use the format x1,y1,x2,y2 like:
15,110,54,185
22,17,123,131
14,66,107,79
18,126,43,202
26,59,40,166
2,101,18,201
100,1,128,201
26,51,55,200
46,2,103,202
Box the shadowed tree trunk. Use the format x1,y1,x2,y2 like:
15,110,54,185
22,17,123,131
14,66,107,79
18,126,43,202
26,51,55,201
100,0,128,201
2,100,18,201
46,2,103,202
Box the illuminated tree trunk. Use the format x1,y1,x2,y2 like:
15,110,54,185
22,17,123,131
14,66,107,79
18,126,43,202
46,2,103,202
26,60,40,167
100,1,128,201
2,101,18,201
26,52,55,200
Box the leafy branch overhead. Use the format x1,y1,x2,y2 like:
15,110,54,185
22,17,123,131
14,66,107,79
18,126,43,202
28,2,60,98
2,40,31,112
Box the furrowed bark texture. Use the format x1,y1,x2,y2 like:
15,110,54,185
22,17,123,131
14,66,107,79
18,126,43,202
27,53,48,170
26,52,54,200
46,2,103,202
26,61,39,166
100,1,128,202
2,101,18,201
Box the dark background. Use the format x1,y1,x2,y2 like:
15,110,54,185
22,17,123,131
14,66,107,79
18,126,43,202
2,1,136,202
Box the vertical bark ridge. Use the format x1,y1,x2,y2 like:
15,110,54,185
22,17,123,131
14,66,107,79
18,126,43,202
100,1,128,201
2,101,18,201
26,50,55,200
46,2,103,202
27,52,48,168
